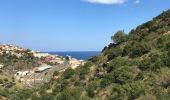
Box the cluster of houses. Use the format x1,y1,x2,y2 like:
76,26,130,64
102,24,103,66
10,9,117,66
0,44,85,83
14,64,52,81
14,56,85,82
33,52,64,64
0,44,64,65
0,44,28,57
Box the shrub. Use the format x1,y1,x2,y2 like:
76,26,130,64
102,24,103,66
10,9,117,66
106,47,123,61
165,41,170,50
64,68,75,79
0,88,9,97
78,62,91,80
124,82,149,99
9,89,33,100
87,82,98,98
104,72,116,83
135,72,144,80
0,79,3,84
53,71,59,77
79,67,89,80
114,66,136,84
107,57,130,72
3,78,8,82
129,42,150,58
100,78,111,88
138,57,163,71
111,30,128,44
109,84,127,100
157,34,170,49
89,56,99,63
161,74,170,88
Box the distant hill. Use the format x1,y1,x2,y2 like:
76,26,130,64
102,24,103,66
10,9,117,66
1,9,170,100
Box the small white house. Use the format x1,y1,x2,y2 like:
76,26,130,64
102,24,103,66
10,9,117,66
15,71,29,77
33,53,49,58
0,64,4,69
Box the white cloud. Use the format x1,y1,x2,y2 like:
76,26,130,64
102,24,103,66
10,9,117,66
134,0,140,4
84,0,126,4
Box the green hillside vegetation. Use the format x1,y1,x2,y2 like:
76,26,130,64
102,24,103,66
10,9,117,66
0,51,40,99
1,10,170,100
0,51,40,72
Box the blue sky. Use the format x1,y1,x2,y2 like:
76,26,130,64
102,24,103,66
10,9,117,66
0,0,169,51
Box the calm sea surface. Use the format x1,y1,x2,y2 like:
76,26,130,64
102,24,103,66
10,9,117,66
47,51,100,60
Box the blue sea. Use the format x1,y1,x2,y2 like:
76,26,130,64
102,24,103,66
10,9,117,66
47,51,100,60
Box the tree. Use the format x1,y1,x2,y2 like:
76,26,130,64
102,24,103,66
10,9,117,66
111,30,127,44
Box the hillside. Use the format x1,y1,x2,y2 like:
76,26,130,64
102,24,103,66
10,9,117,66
0,44,65,99
0,44,84,99
1,10,170,100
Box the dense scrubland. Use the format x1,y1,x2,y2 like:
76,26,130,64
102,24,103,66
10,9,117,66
0,9,170,100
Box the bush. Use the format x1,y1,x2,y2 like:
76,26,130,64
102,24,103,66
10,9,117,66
111,30,128,44
54,88,82,100
109,84,127,100
161,74,170,88
138,54,164,71
157,34,170,49
107,57,131,72
129,42,150,58
114,66,136,84
135,72,144,80
64,68,75,79
138,59,150,71
100,78,111,88
165,41,170,50
79,68,88,80
89,56,99,63
0,79,3,84
53,71,59,77
124,82,148,99
106,47,123,61
9,89,33,100
0,88,9,97
3,78,8,82
161,52,170,67
87,82,98,98
104,72,116,83
39,93,53,100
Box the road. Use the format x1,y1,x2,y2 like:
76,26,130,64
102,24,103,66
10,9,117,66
24,61,70,88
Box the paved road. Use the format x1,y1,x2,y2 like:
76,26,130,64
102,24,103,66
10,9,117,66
24,62,70,88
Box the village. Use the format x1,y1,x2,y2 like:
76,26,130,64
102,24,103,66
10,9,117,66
0,44,85,88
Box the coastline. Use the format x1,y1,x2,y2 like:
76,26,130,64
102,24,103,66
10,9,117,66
46,51,100,60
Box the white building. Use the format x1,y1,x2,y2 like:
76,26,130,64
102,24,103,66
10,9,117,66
15,71,30,77
33,53,49,58
34,65,52,73
0,64,4,69
14,71,32,80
